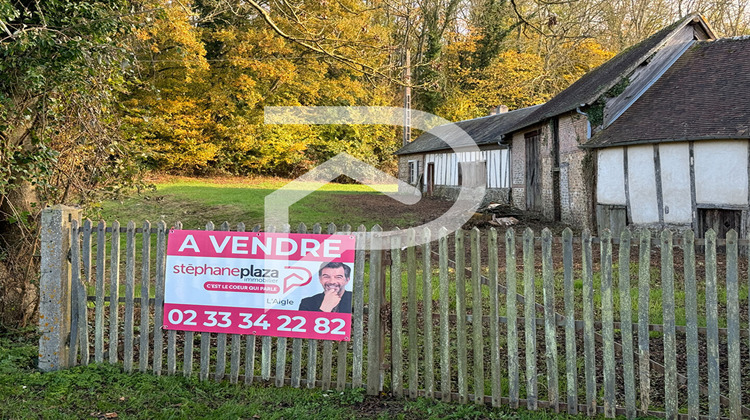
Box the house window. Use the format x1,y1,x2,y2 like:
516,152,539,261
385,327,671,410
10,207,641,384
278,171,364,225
408,160,420,185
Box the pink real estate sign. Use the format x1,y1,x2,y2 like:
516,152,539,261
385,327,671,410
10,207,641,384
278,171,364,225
163,229,356,341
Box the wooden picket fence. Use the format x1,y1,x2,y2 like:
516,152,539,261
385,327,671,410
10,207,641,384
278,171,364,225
39,207,750,419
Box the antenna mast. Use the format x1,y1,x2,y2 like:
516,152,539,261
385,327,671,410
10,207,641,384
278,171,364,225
402,48,411,147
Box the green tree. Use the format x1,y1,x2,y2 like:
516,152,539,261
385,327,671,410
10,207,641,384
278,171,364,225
0,0,137,328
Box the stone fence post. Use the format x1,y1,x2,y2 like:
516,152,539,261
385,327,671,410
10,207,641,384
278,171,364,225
39,205,82,372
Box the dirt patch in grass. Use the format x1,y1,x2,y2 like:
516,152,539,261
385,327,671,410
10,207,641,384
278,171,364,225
329,194,571,235
328,194,457,229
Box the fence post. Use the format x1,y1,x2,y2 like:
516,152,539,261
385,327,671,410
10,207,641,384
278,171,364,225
366,224,384,395
39,205,82,372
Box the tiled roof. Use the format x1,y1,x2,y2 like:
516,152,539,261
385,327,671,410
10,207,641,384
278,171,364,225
395,105,541,155
507,14,710,134
584,37,750,148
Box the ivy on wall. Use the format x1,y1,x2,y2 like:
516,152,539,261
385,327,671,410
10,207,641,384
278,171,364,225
586,76,632,129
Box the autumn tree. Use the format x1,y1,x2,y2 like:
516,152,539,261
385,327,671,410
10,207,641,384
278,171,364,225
122,0,214,172
2,0,747,329
125,0,402,176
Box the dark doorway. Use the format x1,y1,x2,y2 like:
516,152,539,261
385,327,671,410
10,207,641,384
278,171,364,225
426,163,435,195
698,208,742,239
525,131,542,212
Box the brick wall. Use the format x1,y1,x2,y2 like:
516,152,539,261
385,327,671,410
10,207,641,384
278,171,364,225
557,112,594,229
508,113,595,230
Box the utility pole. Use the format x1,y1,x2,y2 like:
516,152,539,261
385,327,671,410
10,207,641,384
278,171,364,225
402,48,411,147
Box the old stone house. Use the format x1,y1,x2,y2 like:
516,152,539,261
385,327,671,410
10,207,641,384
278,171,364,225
501,14,716,231
395,105,539,205
397,14,750,238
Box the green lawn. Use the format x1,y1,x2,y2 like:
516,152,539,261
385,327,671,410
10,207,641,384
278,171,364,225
0,332,629,419
91,175,401,230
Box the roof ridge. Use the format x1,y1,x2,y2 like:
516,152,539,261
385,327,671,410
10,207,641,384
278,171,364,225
581,13,703,104
717,35,750,41
506,14,712,134
438,103,544,126
395,104,543,155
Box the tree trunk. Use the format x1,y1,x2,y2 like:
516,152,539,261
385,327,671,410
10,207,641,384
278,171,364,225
0,181,42,330
0,112,43,330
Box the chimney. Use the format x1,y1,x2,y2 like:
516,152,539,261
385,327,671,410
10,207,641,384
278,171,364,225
489,105,509,115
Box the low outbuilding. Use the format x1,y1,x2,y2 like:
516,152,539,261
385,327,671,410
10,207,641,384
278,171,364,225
396,14,750,239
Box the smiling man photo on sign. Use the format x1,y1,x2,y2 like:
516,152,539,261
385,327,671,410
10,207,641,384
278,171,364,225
298,262,352,313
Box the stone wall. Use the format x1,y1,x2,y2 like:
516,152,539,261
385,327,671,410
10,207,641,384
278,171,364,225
510,131,528,209
558,112,594,229
397,154,424,193
483,188,512,206
397,155,410,184
432,185,460,200
431,185,511,206
508,113,594,230
539,124,555,220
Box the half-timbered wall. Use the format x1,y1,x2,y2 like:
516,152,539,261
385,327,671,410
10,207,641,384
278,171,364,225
422,149,509,189
694,141,748,205
597,147,626,205
627,145,660,224
398,149,510,203
659,143,692,224
596,140,750,236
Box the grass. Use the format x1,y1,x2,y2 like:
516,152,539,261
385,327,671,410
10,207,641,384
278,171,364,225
0,332,633,419
385,258,744,330
85,175,395,297
90,175,403,230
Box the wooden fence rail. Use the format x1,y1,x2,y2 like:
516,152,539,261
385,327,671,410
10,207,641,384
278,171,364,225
39,207,750,419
